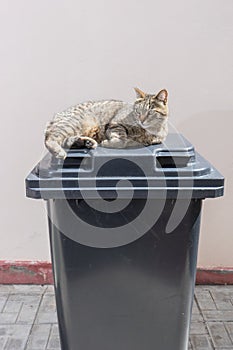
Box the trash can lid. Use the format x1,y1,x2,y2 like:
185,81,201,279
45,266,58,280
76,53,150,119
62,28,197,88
25,134,224,199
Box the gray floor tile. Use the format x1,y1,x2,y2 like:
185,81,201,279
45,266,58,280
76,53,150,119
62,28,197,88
190,334,213,349
0,324,31,350
207,322,232,348
26,324,51,349
47,325,61,350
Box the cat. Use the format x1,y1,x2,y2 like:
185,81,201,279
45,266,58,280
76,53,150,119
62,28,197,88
45,88,169,159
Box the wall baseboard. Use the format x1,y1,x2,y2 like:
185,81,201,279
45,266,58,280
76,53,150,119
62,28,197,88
0,261,53,284
0,261,233,285
196,267,233,285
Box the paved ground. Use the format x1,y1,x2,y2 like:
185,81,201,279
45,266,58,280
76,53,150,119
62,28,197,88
0,285,233,349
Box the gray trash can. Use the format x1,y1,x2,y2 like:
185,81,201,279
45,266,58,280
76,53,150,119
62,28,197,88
26,134,224,350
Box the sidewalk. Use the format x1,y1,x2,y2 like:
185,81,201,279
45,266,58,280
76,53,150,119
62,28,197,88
0,285,233,350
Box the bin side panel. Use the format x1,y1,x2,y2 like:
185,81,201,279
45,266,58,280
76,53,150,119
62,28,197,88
47,199,202,350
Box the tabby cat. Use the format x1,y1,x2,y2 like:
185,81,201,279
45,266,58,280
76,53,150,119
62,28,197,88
45,88,169,159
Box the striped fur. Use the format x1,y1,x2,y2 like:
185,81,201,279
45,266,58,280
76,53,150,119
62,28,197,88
45,88,169,158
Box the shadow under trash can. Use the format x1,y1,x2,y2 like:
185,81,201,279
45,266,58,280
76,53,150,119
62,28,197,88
25,133,224,350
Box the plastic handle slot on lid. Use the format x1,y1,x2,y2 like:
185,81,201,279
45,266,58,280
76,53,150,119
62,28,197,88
156,152,194,168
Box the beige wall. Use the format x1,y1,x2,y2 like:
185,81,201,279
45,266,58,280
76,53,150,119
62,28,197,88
0,0,232,266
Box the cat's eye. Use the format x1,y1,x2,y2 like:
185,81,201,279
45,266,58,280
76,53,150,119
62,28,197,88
150,104,155,109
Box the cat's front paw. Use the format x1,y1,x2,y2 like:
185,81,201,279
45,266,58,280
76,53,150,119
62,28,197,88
151,137,163,144
65,136,98,149
84,139,97,149
100,140,110,147
81,137,98,149
101,138,126,148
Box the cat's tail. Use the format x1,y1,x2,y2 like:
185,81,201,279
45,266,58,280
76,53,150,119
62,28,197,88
45,135,67,159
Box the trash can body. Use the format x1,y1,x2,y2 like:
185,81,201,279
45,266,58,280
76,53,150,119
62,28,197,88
26,134,224,350
48,198,201,350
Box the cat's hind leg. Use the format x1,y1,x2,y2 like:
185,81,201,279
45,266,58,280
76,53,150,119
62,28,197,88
45,138,67,159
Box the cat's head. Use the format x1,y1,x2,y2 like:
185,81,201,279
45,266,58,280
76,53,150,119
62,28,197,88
133,87,168,126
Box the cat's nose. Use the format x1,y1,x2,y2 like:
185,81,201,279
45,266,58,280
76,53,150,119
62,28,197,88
140,113,148,123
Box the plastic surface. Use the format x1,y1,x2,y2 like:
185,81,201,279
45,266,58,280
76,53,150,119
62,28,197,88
48,198,202,350
26,134,224,200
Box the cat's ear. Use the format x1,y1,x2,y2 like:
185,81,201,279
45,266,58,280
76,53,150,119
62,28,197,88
134,87,146,99
156,89,168,104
